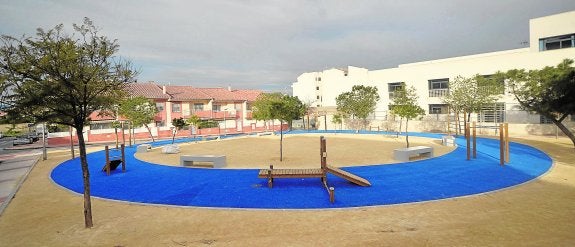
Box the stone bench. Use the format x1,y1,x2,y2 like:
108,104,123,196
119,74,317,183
256,132,273,136
180,155,226,168
136,144,152,153
442,135,456,146
394,146,434,162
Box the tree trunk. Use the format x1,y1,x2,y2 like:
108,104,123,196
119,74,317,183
405,119,410,148
75,125,93,228
550,114,575,149
280,121,283,161
114,127,119,149
143,123,155,142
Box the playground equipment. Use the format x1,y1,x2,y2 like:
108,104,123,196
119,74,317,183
102,144,126,175
465,122,510,165
258,136,370,203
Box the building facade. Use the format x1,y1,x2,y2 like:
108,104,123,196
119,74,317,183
292,11,575,135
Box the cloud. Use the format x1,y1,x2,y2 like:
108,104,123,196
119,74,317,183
1,0,575,91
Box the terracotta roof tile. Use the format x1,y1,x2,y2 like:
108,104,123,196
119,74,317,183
127,82,261,102
127,82,169,99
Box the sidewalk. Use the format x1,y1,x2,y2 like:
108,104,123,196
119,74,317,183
0,153,40,215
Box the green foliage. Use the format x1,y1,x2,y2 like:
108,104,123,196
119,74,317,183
118,96,158,127
390,86,425,147
252,93,282,121
0,18,137,228
336,85,380,129
252,93,305,125
331,112,344,130
504,59,575,147
443,75,503,116
198,120,218,129
172,117,187,130
391,86,425,121
186,115,201,127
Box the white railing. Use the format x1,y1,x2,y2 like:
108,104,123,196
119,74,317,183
428,89,449,97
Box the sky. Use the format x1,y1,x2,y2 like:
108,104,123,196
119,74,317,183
1,1,575,93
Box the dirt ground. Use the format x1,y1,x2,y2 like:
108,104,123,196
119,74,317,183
0,133,574,246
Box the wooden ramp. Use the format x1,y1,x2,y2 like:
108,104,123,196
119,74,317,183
325,165,371,187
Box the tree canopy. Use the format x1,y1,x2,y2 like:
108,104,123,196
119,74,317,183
503,59,575,148
336,85,380,130
391,86,425,147
252,93,305,161
171,117,187,144
118,96,158,142
443,74,504,134
0,18,137,227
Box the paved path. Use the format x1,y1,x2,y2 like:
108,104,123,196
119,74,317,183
0,152,40,215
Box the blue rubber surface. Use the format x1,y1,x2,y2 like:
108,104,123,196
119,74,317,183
50,131,552,209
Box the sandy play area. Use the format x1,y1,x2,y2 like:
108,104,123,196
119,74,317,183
0,133,574,246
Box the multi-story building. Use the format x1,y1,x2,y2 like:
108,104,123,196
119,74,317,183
292,11,575,135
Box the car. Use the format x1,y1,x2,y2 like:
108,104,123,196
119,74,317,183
13,136,34,145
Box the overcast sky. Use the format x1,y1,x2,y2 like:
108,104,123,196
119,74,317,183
1,1,574,92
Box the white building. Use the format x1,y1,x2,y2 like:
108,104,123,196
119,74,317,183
292,11,575,135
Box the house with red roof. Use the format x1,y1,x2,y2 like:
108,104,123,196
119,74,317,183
126,82,262,131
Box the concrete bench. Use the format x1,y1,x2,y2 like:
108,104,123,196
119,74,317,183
442,135,456,146
180,155,226,168
136,144,152,153
394,146,434,162
256,132,273,136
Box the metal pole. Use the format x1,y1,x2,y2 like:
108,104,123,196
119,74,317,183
42,122,47,160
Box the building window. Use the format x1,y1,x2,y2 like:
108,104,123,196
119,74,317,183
172,103,181,113
156,102,165,112
193,103,204,111
316,95,320,100
428,79,449,97
155,121,165,127
540,115,554,124
539,33,575,51
388,82,404,98
429,104,448,114
478,103,505,123
212,104,221,112
316,86,320,90
316,77,321,81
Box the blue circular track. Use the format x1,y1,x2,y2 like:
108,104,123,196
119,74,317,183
51,131,552,209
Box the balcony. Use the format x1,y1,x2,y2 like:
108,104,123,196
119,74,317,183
429,89,449,97
188,110,240,120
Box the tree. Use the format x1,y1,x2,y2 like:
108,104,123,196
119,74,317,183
335,85,380,130
0,18,137,227
391,86,425,147
171,117,186,144
118,96,158,142
332,112,344,130
187,114,201,137
503,59,575,148
443,75,503,135
252,93,305,161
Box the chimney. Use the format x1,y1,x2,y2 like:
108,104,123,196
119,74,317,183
162,85,167,94
228,85,232,92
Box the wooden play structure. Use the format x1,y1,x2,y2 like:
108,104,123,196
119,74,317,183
102,144,126,175
258,136,371,203
465,122,510,165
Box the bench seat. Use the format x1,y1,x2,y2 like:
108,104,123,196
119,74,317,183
394,146,434,162
180,155,226,168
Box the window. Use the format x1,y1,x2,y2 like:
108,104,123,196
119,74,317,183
429,79,449,89
429,104,448,114
156,102,165,112
478,103,505,123
316,86,320,90
388,82,404,98
428,78,449,97
540,115,554,124
172,103,181,113
315,77,321,81
212,104,221,112
155,121,165,127
316,95,320,100
193,103,204,111
539,33,575,51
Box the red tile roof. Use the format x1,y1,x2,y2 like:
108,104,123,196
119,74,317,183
127,82,170,99
127,82,262,102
